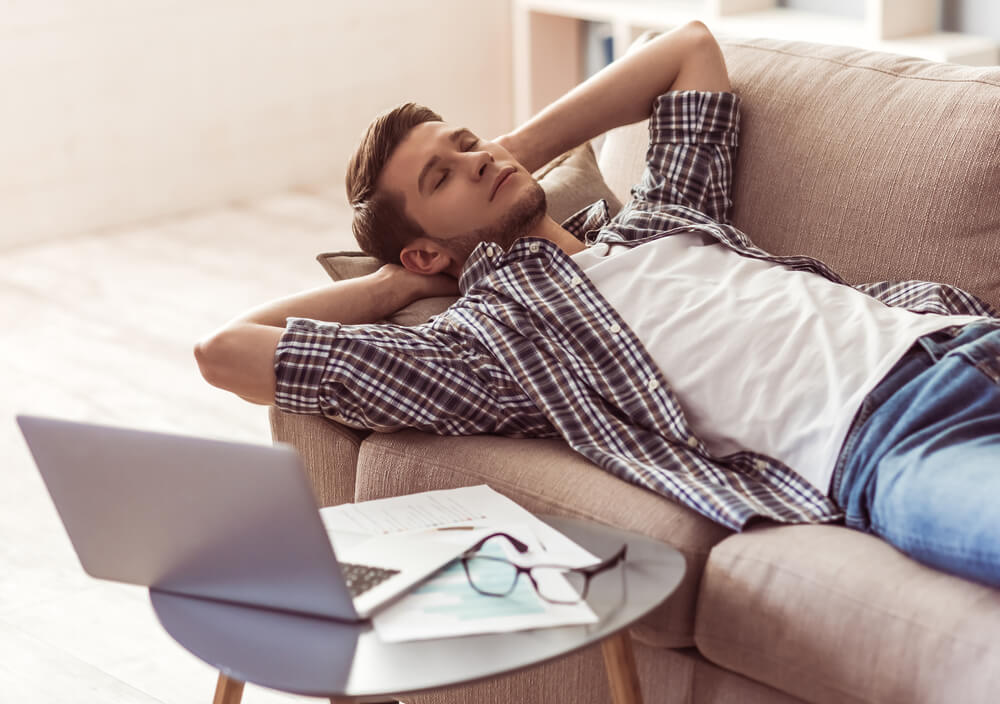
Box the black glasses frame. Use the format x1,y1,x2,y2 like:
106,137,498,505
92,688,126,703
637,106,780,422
459,531,628,605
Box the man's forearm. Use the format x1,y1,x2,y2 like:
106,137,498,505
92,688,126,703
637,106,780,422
501,20,730,173
193,276,399,407
194,266,455,405
231,266,429,329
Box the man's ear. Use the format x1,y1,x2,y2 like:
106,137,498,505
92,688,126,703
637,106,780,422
399,238,453,276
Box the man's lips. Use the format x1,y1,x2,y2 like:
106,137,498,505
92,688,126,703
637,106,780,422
490,167,517,201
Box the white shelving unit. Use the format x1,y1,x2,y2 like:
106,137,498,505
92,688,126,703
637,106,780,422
512,0,1000,122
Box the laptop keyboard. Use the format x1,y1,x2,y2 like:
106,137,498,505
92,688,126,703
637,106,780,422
340,562,401,598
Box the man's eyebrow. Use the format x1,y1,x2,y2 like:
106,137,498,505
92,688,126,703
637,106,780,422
417,127,475,196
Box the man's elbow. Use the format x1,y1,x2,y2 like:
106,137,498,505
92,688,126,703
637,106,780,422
193,331,229,390
193,327,247,393
193,323,281,405
670,20,731,93
683,19,712,40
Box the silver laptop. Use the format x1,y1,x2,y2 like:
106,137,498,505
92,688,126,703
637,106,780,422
17,414,472,621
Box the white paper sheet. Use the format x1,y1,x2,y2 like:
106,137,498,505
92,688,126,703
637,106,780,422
371,522,598,642
319,485,599,566
318,486,603,641
321,488,488,535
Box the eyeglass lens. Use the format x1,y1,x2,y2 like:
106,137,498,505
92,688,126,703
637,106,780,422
464,556,587,602
528,566,588,603
465,533,627,604
464,555,520,596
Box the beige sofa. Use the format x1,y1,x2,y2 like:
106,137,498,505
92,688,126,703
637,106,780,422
271,39,1000,703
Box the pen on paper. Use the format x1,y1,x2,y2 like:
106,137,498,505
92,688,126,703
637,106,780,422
436,525,547,553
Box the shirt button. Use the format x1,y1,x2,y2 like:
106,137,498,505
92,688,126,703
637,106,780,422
686,435,699,449
647,379,660,391
609,323,622,334
485,245,496,258
570,275,583,287
529,242,540,253
753,459,768,472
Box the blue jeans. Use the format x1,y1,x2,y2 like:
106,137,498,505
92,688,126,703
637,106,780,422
831,320,1000,588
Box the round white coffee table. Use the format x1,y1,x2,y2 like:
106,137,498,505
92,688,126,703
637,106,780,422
150,515,685,704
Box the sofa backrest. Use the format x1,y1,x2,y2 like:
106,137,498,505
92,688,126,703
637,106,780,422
598,38,1000,311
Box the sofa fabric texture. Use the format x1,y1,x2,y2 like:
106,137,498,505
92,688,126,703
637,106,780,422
270,37,1000,704
696,524,1000,704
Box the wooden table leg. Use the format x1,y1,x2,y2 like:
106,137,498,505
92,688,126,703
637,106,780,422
601,631,643,704
213,673,245,704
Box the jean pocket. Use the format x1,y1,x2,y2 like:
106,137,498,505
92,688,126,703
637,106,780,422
945,326,1000,385
916,325,966,362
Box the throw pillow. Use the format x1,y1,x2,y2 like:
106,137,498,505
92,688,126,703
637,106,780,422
533,140,624,223
315,251,455,327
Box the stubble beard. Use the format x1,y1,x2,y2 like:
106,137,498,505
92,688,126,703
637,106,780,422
427,180,547,266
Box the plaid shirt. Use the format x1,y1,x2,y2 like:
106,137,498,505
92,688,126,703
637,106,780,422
275,91,997,531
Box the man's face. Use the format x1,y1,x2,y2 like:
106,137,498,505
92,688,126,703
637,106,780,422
379,121,545,267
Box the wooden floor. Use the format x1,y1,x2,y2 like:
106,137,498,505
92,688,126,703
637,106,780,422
0,186,359,703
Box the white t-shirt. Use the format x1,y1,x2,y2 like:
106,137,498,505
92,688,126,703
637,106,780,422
571,233,985,493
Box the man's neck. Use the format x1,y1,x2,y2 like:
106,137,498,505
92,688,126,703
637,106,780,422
530,215,586,255
451,216,585,279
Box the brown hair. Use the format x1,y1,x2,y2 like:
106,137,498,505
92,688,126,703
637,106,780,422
345,102,443,264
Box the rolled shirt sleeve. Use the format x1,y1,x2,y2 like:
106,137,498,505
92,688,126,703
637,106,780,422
273,317,555,437
631,90,741,224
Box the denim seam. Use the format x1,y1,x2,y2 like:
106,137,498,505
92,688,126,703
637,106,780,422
974,358,1000,384
937,344,1000,386
829,397,877,510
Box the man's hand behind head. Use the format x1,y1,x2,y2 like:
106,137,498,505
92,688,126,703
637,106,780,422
379,263,459,304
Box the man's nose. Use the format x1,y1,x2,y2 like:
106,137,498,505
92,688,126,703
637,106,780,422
469,150,494,179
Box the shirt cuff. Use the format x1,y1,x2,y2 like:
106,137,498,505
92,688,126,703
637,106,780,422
272,317,341,415
649,90,740,147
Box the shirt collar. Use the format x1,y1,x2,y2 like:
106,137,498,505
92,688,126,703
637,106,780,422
457,199,612,293
560,199,612,243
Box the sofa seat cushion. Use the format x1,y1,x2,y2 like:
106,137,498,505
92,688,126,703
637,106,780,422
353,430,732,649
695,524,1000,703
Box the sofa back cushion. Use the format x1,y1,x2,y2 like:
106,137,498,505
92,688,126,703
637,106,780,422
599,38,1000,311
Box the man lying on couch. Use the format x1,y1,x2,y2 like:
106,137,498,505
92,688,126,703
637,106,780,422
195,21,1000,588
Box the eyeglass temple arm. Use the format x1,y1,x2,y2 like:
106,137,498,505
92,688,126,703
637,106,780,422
580,543,628,577
469,531,530,554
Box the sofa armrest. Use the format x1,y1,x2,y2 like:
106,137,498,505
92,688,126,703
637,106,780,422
268,407,369,507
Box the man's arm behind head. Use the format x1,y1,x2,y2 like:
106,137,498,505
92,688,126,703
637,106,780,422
193,265,458,404
498,21,730,174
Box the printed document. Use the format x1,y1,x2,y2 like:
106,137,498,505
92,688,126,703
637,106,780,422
319,484,598,565
319,485,602,641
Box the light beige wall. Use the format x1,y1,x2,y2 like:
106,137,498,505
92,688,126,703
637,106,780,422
1,1,513,248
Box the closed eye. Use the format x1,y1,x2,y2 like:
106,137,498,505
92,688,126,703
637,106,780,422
434,140,481,190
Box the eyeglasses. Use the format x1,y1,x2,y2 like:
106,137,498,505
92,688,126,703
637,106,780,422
460,531,627,605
